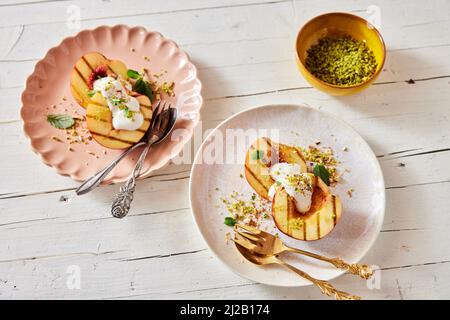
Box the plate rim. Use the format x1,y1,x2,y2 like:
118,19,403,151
20,24,203,183
189,103,386,287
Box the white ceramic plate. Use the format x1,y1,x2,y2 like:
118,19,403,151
189,104,385,287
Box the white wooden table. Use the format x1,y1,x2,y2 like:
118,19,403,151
0,0,449,300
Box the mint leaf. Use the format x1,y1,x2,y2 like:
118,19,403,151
47,114,75,129
251,150,264,160
313,164,330,186
224,217,236,227
87,89,96,97
133,77,154,102
128,68,154,102
127,69,140,79
110,97,127,105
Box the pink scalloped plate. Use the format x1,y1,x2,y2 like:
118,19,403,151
21,25,202,184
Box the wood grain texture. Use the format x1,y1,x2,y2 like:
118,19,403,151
0,0,449,299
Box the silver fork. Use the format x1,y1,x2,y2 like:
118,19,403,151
111,102,177,218
76,101,163,196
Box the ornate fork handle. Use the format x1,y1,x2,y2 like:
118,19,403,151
286,247,373,280
328,258,373,280
76,141,146,195
278,259,360,300
111,175,137,219
111,143,152,219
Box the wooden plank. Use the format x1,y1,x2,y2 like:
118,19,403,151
130,263,449,300
0,0,55,5
0,1,294,59
0,224,448,299
1,0,450,62
0,0,284,27
2,37,450,99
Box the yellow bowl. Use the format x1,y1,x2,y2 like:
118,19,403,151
295,12,386,96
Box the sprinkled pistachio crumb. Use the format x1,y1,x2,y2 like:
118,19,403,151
219,191,270,228
347,188,354,198
160,81,175,96
289,219,304,230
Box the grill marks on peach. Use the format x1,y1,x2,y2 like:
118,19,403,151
70,68,90,108
85,114,149,133
70,52,153,149
316,211,321,239
70,52,126,109
86,95,152,149
332,196,337,226
244,166,269,192
91,133,136,145
245,138,342,241
244,139,276,199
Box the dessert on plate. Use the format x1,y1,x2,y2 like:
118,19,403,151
70,52,154,149
244,137,342,241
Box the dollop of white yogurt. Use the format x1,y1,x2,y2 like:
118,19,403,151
269,162,314,213
93,76,144,131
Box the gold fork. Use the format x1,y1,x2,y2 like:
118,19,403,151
234,224,373,280
234,242,360,300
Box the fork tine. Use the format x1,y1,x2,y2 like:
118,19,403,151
152,100,161,113
166,106,177,132
152,100,162,116
153,102,167,131
157,102,171,131
150,101,162,130
234,228,262,243
236,224,276,241
234,232,259,246
235,223,261,235
231,237,257,251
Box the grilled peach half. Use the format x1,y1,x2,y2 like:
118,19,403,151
86,93,152,149
244,137,307,200
70,52,153,149
70,52,129,108
272,176,342,241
